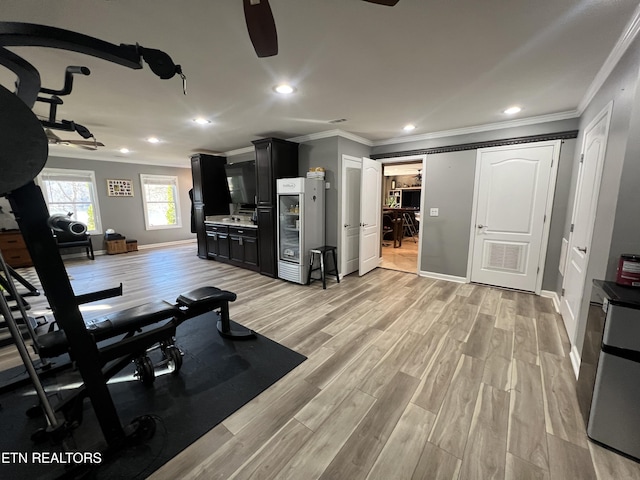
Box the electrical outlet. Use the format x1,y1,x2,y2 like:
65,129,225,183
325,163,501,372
430,208,439,217
325,182,330,189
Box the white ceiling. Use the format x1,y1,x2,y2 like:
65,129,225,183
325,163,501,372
1,0,638,168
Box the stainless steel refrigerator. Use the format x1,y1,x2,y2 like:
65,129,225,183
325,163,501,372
276,177,325,283
577,279,640,461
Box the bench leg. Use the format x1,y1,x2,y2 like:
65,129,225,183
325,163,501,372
216,302,256,339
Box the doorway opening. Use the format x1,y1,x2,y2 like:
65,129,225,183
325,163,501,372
380,160,423,273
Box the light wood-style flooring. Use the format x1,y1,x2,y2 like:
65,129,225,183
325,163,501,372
2,243,639,479
381,234,419,273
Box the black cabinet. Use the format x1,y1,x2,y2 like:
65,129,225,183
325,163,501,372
229,227,259,270
252,138,298,277
194,205,207,258
205,224,229,259
206,223,258,271
191,154,231,258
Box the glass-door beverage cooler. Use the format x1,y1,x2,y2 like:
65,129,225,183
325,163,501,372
276,177,325,283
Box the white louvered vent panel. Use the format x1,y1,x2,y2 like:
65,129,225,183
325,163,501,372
483,241,527,274
278,261,303,284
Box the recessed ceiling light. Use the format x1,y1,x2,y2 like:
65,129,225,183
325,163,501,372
504,106,522,115
274,84,296,94
119,148,130,154
193,117,211,125
403,124,416,132
147,137,160,144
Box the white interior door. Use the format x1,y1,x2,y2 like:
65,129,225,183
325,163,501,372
561,103,612,342
341,155,362,276
359,157,382,276
470,141,560,292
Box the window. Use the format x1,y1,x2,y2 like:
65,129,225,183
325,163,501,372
37,168,103,234
140,174,182,230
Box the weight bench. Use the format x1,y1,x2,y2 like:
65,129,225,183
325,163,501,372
31,286,255,428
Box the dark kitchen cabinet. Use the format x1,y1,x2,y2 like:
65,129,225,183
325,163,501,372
229,227,259,270
194,205,207,258
191,154,231,259
252,138,298,277
205,224,229,260
206,223,258,271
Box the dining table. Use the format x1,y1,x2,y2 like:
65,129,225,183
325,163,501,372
382,207,418,248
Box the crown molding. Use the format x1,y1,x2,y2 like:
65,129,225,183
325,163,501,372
47,149,191,169
224,129,373,157
578,4,640,114
373,110,580,147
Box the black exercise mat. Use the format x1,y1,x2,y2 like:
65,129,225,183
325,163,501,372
0,312,306,479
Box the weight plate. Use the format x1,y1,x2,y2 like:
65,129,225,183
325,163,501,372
0,84,48,195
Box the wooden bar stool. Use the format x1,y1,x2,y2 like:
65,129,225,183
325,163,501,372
306,246,340,289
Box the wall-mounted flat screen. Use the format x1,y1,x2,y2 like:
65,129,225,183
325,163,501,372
402,189,421,209
225,160,256,206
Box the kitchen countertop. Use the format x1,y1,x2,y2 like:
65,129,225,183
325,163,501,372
205,215,257,229
594,279,640,309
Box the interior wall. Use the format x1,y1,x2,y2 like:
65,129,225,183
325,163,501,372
299,137,339,247
420,150,476,277
44,156,194,249
373,120,579,284
226,136,370,271
571,33,640,357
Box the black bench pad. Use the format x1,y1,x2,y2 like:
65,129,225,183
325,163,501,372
86,300,179,341
37,300,179,358
176,286,236,308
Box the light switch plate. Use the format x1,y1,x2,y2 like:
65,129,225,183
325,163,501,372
430,208,439,217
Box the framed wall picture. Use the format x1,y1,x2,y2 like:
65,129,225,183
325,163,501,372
107,179,134,197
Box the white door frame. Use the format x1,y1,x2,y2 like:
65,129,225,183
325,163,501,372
378,154,427,274
466,140,561,294
340,154,362,277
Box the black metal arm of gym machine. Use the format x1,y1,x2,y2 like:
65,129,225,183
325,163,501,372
0,22,184,107
0,22,185,448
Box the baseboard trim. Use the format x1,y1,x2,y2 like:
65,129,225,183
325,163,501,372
540,290,561,313
419,271,467,283
137,239,197,250
570,344,581,380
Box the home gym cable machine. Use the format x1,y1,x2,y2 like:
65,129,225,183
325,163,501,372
0,22,185,449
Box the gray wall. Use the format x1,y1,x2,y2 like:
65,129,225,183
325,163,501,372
571,33,640,357
420,150,476,277
299,137,339,247
44,156,194,250
372,120,579,287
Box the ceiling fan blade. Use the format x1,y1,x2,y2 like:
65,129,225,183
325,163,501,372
243,0,278,58
363,0,400,5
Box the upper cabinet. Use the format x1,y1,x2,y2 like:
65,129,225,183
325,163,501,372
190,153,230,215
253,138,299,206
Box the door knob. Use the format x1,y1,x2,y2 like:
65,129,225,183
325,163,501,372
344,224,350,228
477,224,487,229
577,246,587,253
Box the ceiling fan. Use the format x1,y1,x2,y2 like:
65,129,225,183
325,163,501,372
243,0,400,58
45,128,104,150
